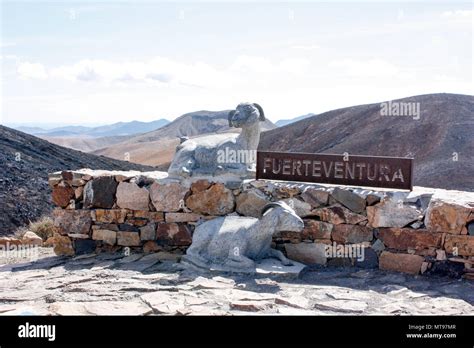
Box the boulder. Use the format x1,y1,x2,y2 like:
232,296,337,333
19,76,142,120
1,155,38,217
156,223,192,246
149,182,188,212
284,243,327,265
51,183,75,208
186,183,234,215
379,251,424,275
314,205,367,225
282,198,312,217
378,228,442,251
301,220,333,240
52,233,74,256
444,235,474,256
139,224,156,241
332,224,373,244
93,209,127,224
92,229,117,245
367,200,422,228
300,187,329,208
116,182,150,211
331,187,366,213
236,189,269,217
53,209,91,235
83,176,118,209
117,231,141,246
425,197,472,234
21,231,43,246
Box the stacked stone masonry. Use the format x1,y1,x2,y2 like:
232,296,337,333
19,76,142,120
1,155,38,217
48,169,474,279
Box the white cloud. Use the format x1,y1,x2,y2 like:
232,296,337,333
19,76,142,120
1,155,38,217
230,55,310,74
17,62,48,79
291,44,320,51
328,59,399,78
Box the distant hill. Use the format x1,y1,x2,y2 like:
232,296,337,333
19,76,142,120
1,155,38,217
260,93,474,191
93,110,277,167
275,113,316,127
16,119,170,138
0,125,155,235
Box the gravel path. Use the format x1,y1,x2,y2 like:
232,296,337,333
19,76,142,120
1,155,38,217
0,248,473,315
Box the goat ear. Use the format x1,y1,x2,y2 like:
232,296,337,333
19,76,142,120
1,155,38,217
228,110,235,127
253,103,265,121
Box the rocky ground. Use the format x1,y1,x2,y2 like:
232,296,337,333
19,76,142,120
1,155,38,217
0,248,473,315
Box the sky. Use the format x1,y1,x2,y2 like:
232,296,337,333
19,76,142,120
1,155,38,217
0,0,472,126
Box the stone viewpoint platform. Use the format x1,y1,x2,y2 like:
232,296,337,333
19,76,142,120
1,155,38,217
46,169,474,279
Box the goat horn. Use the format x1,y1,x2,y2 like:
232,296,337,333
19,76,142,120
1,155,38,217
228,110,236,127
253,103,265,121
261,201,284,215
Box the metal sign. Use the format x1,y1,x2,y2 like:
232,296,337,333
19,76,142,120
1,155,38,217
256,151,414,190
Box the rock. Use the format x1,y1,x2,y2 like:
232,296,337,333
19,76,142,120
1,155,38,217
21,231,43,246
314,205,367,225
372,239,385,253
435,249,447,261
427,260,465,278
52,233,74,256
275,296,310,309
468,222,474,236
139,223,156,241
92,229,117,245
284,243,327,265
116,182,150,210
125,218,148,227
302,220,333,240
300,187,329,207
0,237,22,246
274,185,301,198
186,183,234,215
332,224,373,244
425,197,472,234
93,209,127,224
83,176,118,209
143,241,162,253
331,187,366,213
444,235,474,256
282,198,312,217
379,251,424,275
51,183,75,208
165,213,209,223
366,194,381,206
74,239,96,255
378,228,442,251
49,301,152,316
230,301,272,312
149,182,188,212
367,200,422,228
314,300,368,313
156,223,192,246
74,186,84,200
190,179,211,193
132,211,164,222
236,189,269,217
118,224,139,232
117,231,141,246
353,247,379,268
53,209,91,235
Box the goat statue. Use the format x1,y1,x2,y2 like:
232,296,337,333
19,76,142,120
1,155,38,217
167,102,265,180
181,201,305,273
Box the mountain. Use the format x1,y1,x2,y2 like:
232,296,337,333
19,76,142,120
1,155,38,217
93,110,277,167
259,93,474,191
0,125,155,235
15,119,170,138
275,113,316,127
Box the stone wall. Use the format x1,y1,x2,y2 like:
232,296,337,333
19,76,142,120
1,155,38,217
49,169,474,279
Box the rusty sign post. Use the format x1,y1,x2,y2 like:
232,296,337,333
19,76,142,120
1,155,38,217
256,151,414,190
